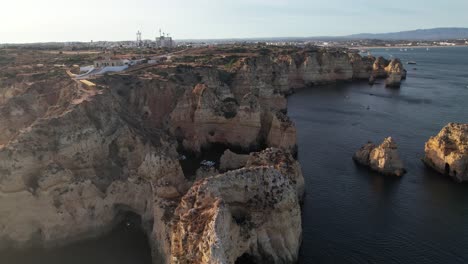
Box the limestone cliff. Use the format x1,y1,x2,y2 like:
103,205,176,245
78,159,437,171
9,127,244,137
423,123,468,182
171,164,302,264
0,46,405,264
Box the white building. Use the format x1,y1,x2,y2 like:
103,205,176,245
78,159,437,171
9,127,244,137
94,56,125,68
155,35,173,48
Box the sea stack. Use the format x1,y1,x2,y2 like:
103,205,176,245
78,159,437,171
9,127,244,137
385,59,405,88
423,123,468,182
353,137,407,176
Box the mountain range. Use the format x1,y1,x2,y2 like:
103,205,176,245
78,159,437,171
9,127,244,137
344,27,468,40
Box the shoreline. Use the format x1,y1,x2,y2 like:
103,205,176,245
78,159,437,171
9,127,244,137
348,45,468,50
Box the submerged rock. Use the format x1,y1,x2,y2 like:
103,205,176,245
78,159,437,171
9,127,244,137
423,123,468,182
353,137,407,176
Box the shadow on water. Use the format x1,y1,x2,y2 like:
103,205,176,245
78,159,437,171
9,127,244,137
0,212,153,264
353,163,402,201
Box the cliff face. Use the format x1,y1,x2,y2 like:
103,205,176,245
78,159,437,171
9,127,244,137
171,149,303,264
171,167,301,264
0,46,404,263
167,49,403,154
0,87,189,260
423,123,468,182
0,77,78,146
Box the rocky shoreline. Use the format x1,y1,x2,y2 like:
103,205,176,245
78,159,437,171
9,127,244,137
0,46,405,263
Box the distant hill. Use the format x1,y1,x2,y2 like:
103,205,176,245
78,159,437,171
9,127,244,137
345,27,468,40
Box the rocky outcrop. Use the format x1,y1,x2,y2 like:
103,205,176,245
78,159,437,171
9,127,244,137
168,50,404,153
423,123,468,182
372,56,390,78
0,46,405,264
368,57,406,86
266,111,297,154
349,53,374,80
171,164,302,264
353,137,407,176
0,92,189,261
170,82,263,153
385,59,405,88
219,149,249,172
246,148,304,200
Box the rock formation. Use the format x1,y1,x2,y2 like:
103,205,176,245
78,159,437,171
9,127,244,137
246,148,304,201
372,56,390,78
219,149,249,172
353,137,407,176
367,57,406,86
385,59,405,88
0,46,404,263
423,123,468,182
171,154,303,264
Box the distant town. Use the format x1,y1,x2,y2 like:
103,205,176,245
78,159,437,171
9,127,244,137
2,28,468,51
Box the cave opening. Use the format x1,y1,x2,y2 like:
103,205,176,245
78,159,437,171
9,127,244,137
231,207,251,226
445,163,450,175
177,142,258,180
235,253,258,264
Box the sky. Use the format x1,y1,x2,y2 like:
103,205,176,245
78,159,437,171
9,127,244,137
1,0,468,43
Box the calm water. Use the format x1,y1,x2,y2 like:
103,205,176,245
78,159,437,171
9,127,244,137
291,47,468,263
3,47,468,264
0,220,152,264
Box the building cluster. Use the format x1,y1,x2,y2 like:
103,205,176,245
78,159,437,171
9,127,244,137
135,29,174,49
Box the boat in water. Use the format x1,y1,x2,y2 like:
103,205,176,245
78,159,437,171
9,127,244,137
407,61,417,65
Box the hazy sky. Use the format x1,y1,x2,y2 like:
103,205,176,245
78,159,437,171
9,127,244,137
1,0,468,43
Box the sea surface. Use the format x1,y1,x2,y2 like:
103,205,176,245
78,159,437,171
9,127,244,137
2,47,468,264
291,46,468,263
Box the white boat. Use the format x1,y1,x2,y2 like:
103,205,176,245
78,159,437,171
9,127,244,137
200,160,216,167
407,61,417,65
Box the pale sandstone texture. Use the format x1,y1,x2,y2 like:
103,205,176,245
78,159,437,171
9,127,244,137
385,59,405,88
423,123,468,182
219,149,249,171
353,137,407,176
0,47,405,264
171,166,302,264
246,148,304,201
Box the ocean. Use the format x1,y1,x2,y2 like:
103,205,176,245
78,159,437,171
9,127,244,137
3,47,468,264
291,46,468,263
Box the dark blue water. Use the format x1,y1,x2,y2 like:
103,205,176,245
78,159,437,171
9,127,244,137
291,47,468,263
